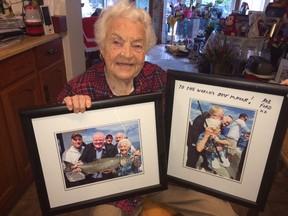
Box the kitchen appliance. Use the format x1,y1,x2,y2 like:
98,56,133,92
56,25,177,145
24,5,44,35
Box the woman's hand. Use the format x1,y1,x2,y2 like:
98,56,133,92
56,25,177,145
280,79,288,86
134,150,141,157
204,127,213,138
63,95,92,113
133,150,141,168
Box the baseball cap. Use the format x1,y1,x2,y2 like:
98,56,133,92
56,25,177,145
105,134,113,139
71,132,82,139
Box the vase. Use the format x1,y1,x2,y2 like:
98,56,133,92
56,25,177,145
210,63,226,75
210,62,234,76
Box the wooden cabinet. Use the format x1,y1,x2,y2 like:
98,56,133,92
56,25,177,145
36,38,67,104
39,61,67,104
0,36,66,215
0,100,19,214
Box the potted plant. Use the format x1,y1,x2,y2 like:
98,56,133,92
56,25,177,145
203,36,238,75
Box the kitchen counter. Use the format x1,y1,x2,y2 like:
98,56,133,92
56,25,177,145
0,33,63,61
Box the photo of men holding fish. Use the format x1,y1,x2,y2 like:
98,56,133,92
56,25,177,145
58,120,142,189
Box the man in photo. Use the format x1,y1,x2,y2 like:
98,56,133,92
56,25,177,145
62,132,86,187
77,132,117,183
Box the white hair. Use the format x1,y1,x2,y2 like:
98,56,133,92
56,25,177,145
94,0,157,53
205,118,221,130
117,138,132,149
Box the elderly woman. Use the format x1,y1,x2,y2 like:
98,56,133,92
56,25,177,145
116,139,141,176
57,0,163,111
196,118,231,178
57,0,237,215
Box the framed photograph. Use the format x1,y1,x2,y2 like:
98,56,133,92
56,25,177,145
165,70,288,210
275,58,288,83
19,92,167,216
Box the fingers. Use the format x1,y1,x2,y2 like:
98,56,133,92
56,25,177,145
280,79,288,85
85,95,92,109
76,161,84,166
63,96,73,111
72,161,83,173
63,95,92,113
72,167,82,173
102,170,112,174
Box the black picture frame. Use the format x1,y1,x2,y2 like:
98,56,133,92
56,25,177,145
19,92,167,216
165,70,288,211
275,58,288,83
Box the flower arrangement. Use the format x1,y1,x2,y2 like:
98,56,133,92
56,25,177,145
204,37,238,75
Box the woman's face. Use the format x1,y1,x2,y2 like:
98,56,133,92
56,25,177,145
210,110,224,121
119,143,129,155
101,17,146,81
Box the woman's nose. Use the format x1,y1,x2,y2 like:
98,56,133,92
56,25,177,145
121,44,133,58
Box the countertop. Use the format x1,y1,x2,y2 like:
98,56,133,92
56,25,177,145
0,34,63,61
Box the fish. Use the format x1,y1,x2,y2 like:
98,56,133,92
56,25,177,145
63,156,131,175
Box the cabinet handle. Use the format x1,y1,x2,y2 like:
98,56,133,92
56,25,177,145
47,48,59,55
44,85,51,103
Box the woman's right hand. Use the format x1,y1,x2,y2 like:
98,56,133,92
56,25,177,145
63,95,92,113
280,79,288,86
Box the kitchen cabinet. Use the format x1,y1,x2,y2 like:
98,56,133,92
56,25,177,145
0,35,66,215
0,100,19,214
35,38,67,104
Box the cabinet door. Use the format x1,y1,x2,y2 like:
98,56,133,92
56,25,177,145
0,74,43,184
39,60,66,104
0,50,35,89
0,101,19,214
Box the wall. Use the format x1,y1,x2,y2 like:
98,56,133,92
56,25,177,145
45,0,86,81
150,0,165,43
